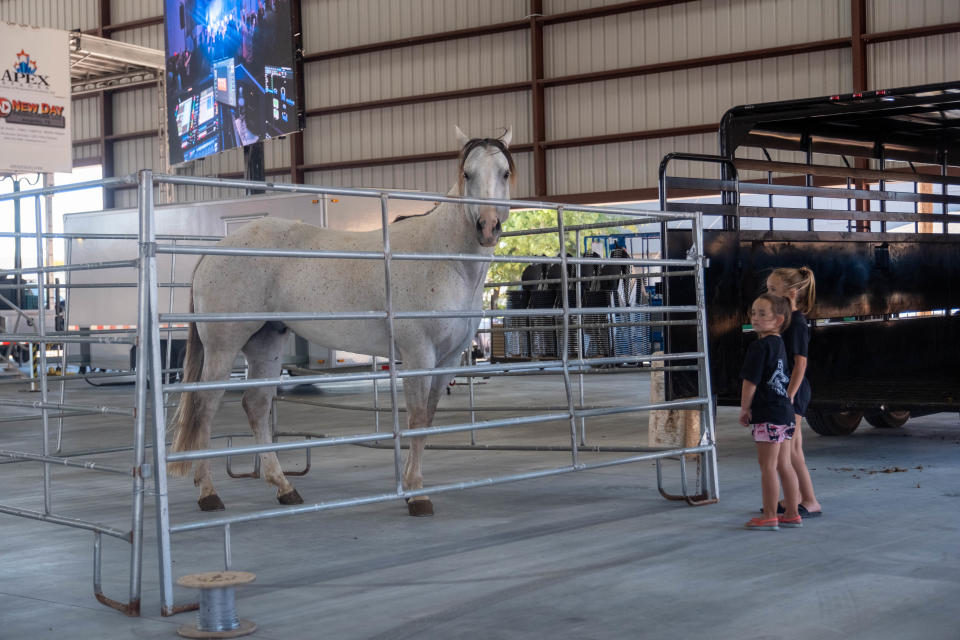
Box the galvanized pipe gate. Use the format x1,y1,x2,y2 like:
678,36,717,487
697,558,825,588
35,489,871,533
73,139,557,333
0,171,718,616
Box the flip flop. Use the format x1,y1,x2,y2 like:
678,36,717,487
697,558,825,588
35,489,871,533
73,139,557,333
760,503,821,517
745,517,779,531
799,504,822,518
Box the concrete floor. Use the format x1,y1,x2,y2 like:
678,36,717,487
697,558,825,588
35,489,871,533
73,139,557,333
1,370,958,639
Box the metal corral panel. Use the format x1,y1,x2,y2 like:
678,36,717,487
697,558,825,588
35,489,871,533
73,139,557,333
111,87,159,135
62,191,435,368
172,183,237,205
0,0,98,31
173,164,290,203
71,95,101,140
173,153,244,202
868,33,960,89
301,0,526,53
303,94,530,164
304,30,530,110
111,22,165,50
110,0,162,25
305,150,533,197
547,49,851,139
543,0,850,77
867,0,960,32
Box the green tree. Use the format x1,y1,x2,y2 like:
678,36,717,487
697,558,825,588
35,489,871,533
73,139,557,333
486,209,642,307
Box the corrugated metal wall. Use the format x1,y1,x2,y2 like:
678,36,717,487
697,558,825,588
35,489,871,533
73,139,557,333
0,0,98,30
868,0,960,90
304,31,529,109
549,132,713,196
863,0,958,88
6,0,958,206
301,0,526,52
547,50,851,139
304,151,533,197
71,96,101,141
112,23,165,49
867,0,960,32
110,0,162,25
544,0,850,76
869,33,960,89
303,93,530,164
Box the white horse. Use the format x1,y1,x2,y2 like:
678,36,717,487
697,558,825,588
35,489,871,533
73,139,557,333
168,126,514,516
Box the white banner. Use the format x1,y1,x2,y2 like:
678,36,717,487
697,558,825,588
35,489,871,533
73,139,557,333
0,22,72,174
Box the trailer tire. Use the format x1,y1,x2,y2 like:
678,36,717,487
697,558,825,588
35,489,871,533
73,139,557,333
806,408,863,436
864,409,910,429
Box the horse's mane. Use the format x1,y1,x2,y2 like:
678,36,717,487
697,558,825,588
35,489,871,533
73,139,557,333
393,136,515,224
393,204,439,223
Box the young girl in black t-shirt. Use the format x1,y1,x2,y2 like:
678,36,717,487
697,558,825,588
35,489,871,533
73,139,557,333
740,294,802,531
767,266,822,518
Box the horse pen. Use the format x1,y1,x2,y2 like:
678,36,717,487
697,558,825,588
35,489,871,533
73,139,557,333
0,167,717,628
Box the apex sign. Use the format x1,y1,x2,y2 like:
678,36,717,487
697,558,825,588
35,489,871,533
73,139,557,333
1,49,52,88
0,23,71,173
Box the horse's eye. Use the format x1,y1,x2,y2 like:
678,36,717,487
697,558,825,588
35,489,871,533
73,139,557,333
463,172,470,181
503,171,511,180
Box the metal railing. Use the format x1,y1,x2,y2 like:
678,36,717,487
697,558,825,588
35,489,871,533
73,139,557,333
0,170,717,616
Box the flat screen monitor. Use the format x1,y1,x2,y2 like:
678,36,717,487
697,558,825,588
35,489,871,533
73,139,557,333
213,57,236,107
264,65,293,124
163,0,300,166
198,86,216,124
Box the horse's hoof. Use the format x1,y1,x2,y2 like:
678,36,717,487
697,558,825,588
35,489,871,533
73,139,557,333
407,499,434,517
198,494,225,512
278,489,304,505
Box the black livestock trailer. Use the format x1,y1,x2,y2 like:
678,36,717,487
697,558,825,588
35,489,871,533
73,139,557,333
662,81,960,435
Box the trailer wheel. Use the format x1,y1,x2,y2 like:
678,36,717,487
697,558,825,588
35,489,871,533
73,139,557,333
864,409,910,429
806,408,863,436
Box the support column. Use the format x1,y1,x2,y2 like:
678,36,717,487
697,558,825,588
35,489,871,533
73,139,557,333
290,0,306,185
244,142,265,195
851,0,870,231
530,0,546,196
99,0,115,209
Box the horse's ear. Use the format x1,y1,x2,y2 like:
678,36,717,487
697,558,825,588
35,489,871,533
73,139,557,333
455,125,469,149
500,127,512,147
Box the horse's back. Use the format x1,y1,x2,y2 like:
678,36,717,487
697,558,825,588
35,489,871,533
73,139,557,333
191,211,483,362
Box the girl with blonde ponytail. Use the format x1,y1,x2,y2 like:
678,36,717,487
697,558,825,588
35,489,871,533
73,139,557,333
766,266,822,517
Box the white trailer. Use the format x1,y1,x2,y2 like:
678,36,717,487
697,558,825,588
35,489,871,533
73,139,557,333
62,191,434,372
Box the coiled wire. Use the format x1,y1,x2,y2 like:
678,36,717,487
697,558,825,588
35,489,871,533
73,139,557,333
197,586,240,632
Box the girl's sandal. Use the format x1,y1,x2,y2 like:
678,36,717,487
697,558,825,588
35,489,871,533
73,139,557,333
778,515,803,528
745,517,779,531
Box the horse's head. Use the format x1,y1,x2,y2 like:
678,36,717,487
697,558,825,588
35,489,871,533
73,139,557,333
455,126,514,247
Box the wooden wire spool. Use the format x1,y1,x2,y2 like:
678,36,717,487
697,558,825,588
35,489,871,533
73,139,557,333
176,571,257,639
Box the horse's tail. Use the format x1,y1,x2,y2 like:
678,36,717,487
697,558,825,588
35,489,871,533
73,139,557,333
167,294,204,477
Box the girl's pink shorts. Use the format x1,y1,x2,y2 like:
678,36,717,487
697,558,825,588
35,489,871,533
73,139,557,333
751,422,795,443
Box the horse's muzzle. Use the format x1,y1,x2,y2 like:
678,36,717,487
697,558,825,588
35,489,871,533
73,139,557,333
476,210,502,247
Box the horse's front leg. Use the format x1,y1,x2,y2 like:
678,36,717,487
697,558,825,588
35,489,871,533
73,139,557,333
402,375,445,516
